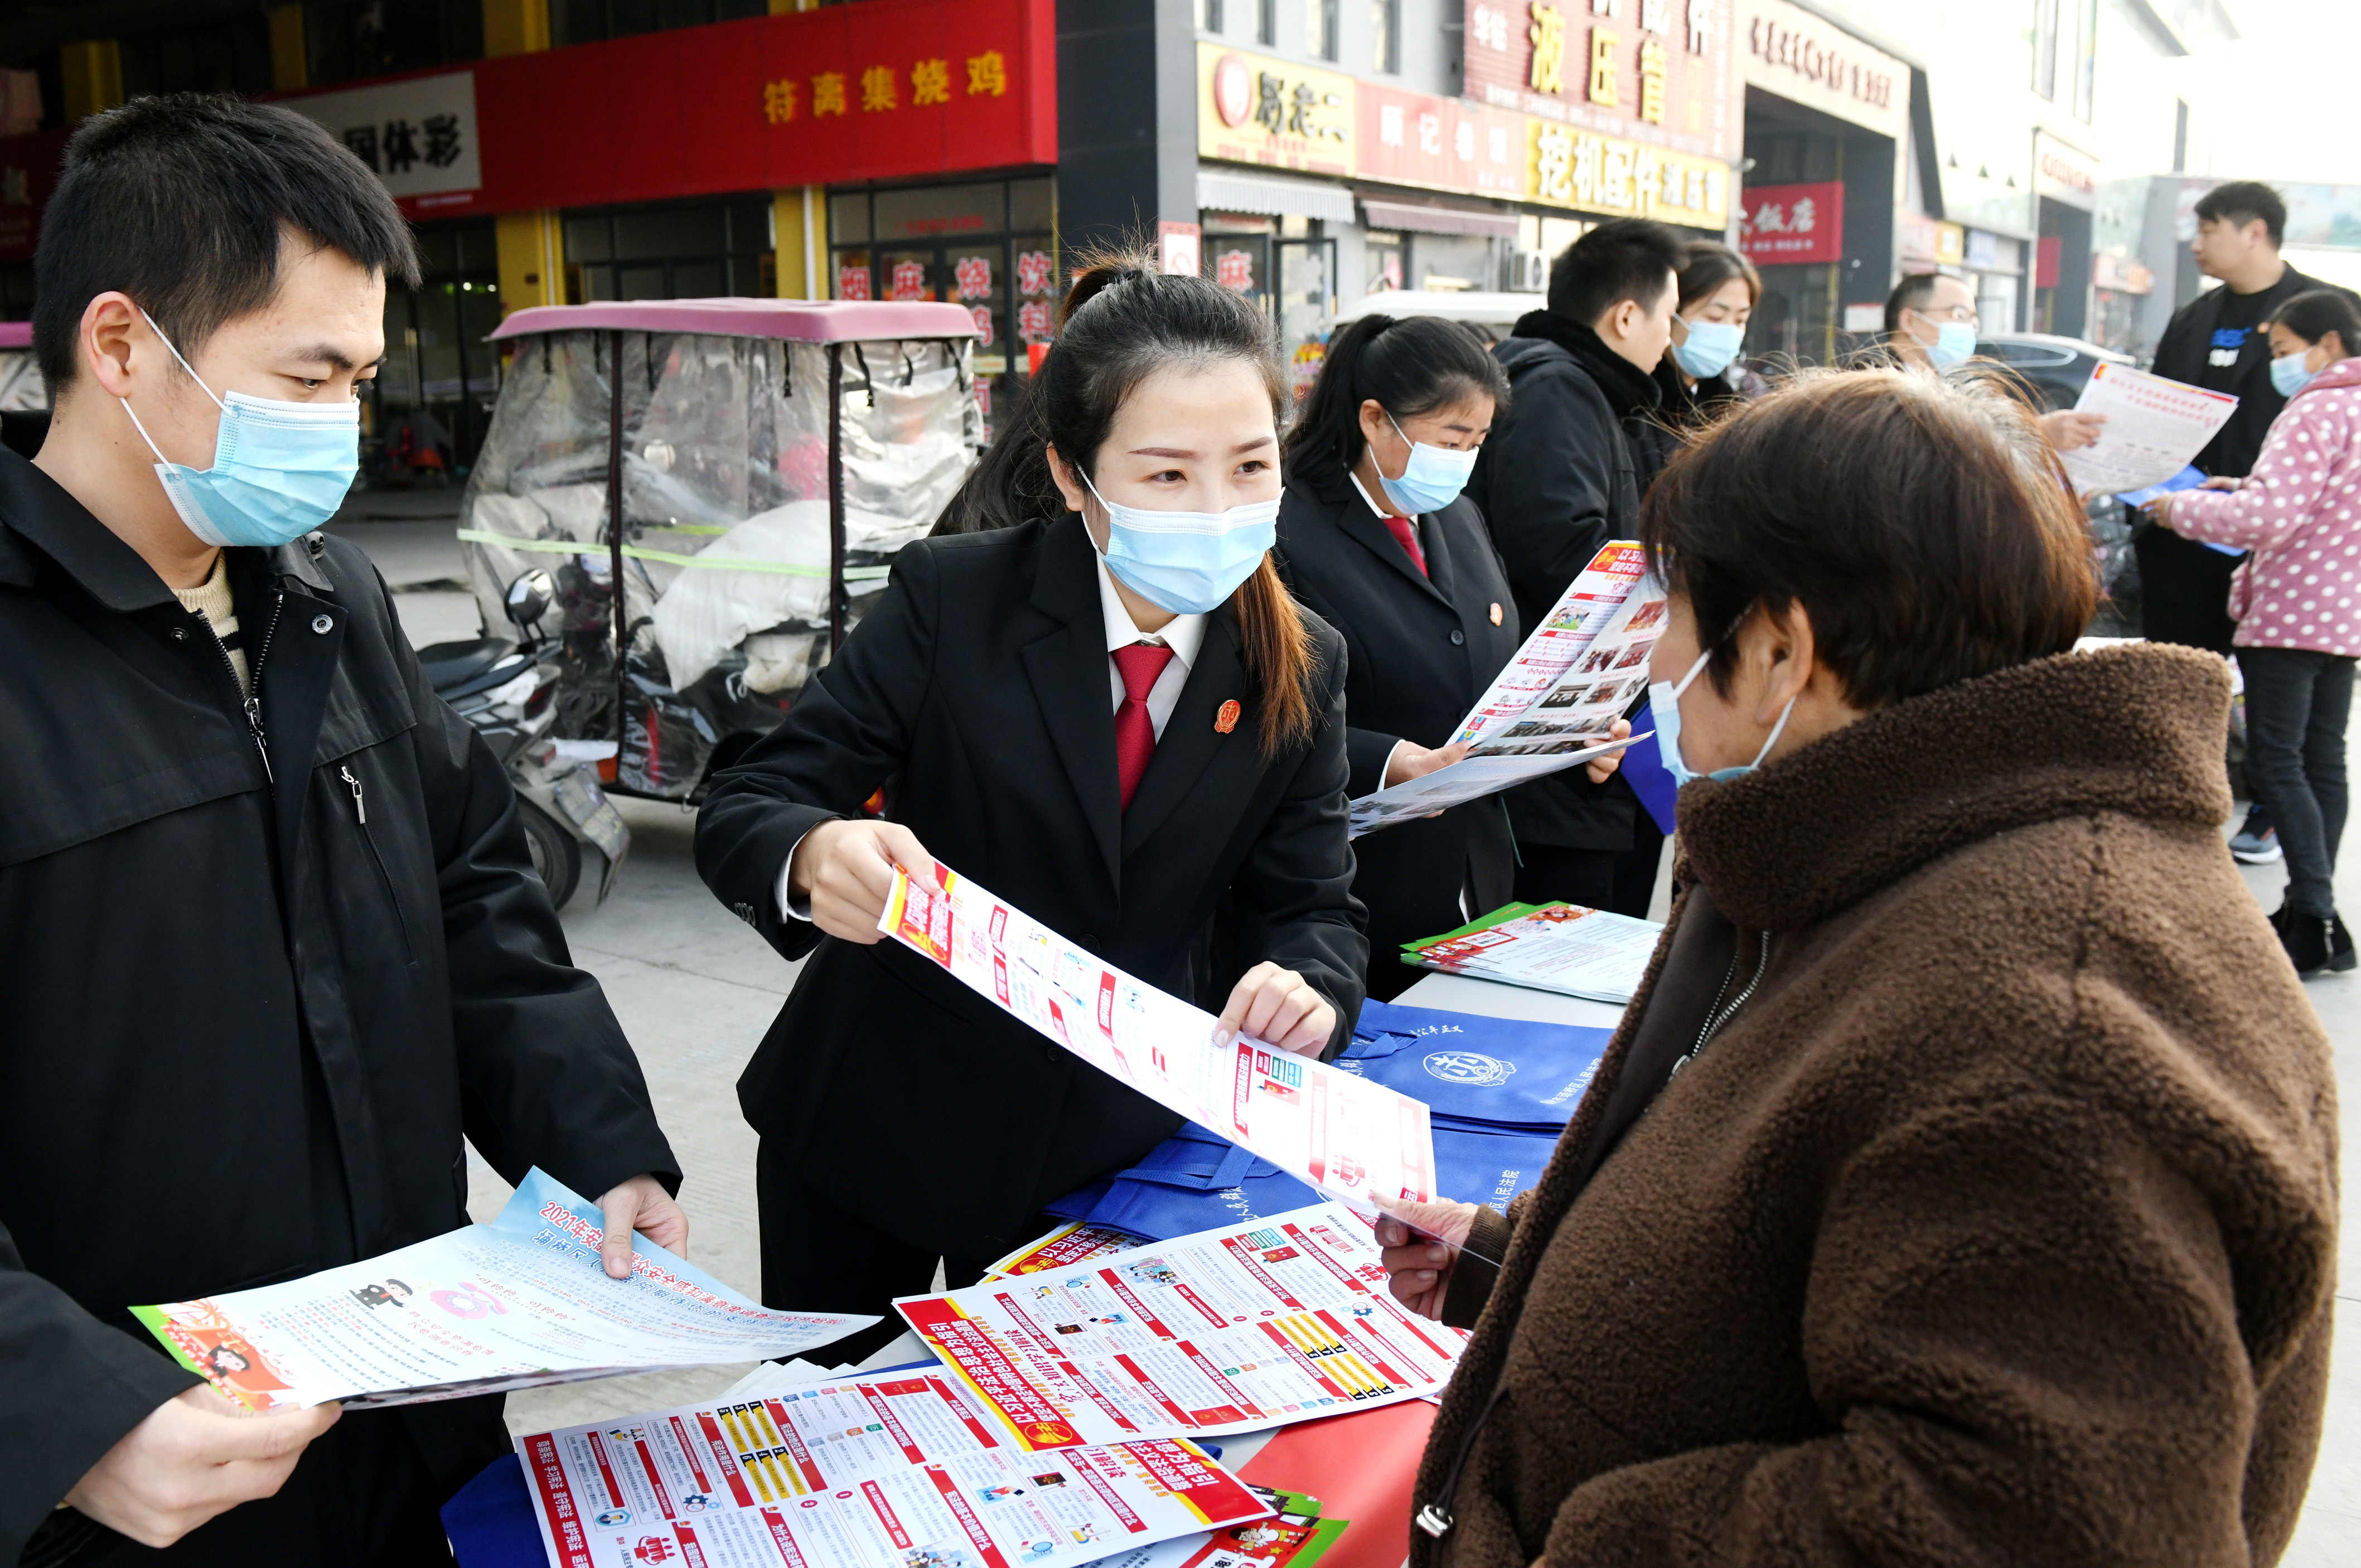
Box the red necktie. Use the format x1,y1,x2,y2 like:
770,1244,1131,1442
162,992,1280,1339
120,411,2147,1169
1382,515,1429,578
1112,641,1177,811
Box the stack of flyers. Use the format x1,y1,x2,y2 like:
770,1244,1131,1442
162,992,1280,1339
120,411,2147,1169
515,1364,1273,1568
985,1223,1152,1280
1402,902,1663,1006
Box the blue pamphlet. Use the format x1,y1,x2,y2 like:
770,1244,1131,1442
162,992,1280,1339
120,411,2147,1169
2121,465,2243,556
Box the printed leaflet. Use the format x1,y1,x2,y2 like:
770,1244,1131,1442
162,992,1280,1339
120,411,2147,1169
516,1363,1268,1568
134,1169,874,1410
2058,362,2238,494
894,1202,1468,1451
880,864,1436,1219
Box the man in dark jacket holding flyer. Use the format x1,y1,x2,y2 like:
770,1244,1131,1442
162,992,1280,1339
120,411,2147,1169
1465,219,1683,916
0,98,682,1564
2142,182,2348,654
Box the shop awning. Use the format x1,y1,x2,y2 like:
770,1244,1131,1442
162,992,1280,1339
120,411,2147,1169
1358,200,1520,240
1196,168,1357,224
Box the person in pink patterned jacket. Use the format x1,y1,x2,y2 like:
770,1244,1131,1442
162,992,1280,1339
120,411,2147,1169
2151,287,2361,976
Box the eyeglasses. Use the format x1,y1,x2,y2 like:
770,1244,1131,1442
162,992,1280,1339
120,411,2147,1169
1914,304,1978,324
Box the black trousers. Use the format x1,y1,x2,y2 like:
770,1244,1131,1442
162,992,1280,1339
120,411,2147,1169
2134,524,2241,654
757,1140,1048,1367
2240,646,2357,919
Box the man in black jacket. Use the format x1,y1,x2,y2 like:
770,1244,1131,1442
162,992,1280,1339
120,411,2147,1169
1,98,683,1564
1464,219,1682,915
2141,181,2350,654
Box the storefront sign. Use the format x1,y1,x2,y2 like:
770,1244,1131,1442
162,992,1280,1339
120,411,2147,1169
255,0,1055,219
1964,228,2002,271
1898,213,1965,265
1356,80,1526,199
1462,0,1737,162
1157,221,1202,277
1738,180,1844,265
1198,45,1356,177
287,71,482,211
2092,251,2153,294
2033,131,2099,212
1737,0,1907,142
1530,121,1729,229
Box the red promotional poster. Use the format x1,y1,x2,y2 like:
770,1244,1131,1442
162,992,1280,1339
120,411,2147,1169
1738,180,1845,265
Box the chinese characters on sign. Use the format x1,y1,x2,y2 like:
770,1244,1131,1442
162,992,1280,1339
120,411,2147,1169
1737,0,1908,141
1530,120,1727,228
761,51,1007,123
1465,0,1735,166
286,71,482,209
1736,180,1845,264
1201,48,1356,177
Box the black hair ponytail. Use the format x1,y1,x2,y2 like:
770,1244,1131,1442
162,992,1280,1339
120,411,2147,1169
1281,313,1508,487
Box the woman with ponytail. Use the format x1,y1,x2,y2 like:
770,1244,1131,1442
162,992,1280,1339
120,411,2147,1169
696,254,1366,1353
1278,314,1625,998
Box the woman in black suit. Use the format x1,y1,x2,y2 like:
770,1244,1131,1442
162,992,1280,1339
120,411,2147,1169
696,259,1366,1357
1276,315,1625,1000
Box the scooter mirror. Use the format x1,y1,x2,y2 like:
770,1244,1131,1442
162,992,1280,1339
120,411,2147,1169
505,569,556,631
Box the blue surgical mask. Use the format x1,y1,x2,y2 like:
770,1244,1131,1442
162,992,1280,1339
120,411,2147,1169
118,310,360,549
1922,321,1977,372
1646,646,1797,788
1671,316,1744,379
2271,349,2318,399
1080,469,1279,616
1376,410,1480,516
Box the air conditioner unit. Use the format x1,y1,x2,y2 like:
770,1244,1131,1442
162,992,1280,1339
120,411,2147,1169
1512,249,1549,293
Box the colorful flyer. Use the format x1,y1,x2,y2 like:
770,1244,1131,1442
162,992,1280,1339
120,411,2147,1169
879,864,1437,1219
134,1169,874,1410
1403,902,1663,1005
517,1364,1269,1568
986,1223,1152,1280
1346,734,1646,840
894,1203,1469,1452
1451,542,1658,749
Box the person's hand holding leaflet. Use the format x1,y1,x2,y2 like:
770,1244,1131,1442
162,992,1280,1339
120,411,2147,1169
65,1386,340,1548
787,819,939,943
597,1174,690,1279
1371,1196,1481,1319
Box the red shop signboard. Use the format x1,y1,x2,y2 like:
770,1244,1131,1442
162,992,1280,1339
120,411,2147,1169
1738,180,1844,266
0,0,1054,255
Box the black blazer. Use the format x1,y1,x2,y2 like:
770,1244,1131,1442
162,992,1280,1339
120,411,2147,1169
1274,474,1521,998
696,515,1367,1260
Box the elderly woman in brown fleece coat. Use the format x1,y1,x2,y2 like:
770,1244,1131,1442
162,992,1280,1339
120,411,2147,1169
1376,369,2339,1566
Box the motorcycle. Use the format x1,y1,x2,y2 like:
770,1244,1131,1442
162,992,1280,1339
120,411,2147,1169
416,568,630,909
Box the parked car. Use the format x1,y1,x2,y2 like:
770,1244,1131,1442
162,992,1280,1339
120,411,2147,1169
456,298,982,802
1971,330,2133,412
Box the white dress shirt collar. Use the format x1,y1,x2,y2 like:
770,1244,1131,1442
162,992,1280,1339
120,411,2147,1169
1348,469,1404,521
1095,551,1207,668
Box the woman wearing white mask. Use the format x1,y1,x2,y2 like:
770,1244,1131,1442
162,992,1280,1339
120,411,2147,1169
1274,316,1625,998
696,257,1365,1358
1651,242,1764,437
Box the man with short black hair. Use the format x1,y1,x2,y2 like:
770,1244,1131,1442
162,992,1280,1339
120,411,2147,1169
2143,180,2355,860
0,95,683,1563
1465,217,1682,917
2144,182,2347,651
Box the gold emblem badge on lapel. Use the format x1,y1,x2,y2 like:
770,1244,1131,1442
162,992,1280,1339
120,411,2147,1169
1489,602,1503,626
1215,699,1241,734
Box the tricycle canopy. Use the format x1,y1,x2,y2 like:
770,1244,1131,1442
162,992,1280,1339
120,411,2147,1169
458,299,981,800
